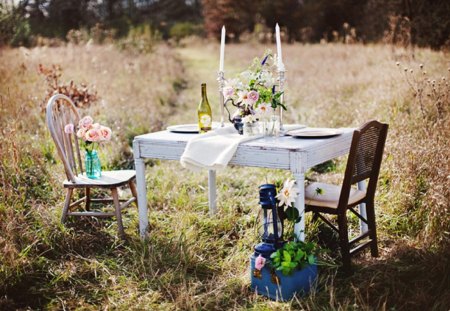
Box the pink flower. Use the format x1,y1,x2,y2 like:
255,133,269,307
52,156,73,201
99,126,112,141
64,123,74,134
84,128,102,142
223,86,235,98
76,128,87,139
255,254,266,270
78,116,93,129
91,123,101,130
247,90,259,103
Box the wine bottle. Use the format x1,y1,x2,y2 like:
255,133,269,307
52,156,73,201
198,83,212,133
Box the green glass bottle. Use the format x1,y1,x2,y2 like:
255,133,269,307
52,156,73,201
198,83,212,133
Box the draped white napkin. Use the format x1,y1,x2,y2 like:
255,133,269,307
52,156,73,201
180,126,261,171
180,124,306,171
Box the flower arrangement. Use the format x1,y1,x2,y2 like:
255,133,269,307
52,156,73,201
223,51,285,124
254,179,318,275
65,116,112,152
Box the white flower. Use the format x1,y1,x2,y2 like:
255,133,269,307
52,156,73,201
260,70,274,88
255,102,273,119
276,179,299,207
239,70,255,85
225,78,240,88
237,90,248,103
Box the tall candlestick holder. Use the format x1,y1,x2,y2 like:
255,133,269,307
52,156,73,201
277,67,286,134
217,70,225,127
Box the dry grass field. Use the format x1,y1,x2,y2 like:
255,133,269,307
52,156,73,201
0,41,449,310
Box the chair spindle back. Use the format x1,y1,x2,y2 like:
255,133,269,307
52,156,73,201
46,94,83,182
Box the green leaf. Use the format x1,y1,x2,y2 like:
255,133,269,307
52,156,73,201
285,206,300,222
283,250,291,262
308,255,315,265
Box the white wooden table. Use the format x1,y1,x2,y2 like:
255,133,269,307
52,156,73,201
133,128,356,239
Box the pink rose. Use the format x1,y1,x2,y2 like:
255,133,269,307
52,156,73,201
255,254,266,270
78,116,93,129
91,123,101,130
76,128,87,139
64,123,74,134
247,90,259,103
99,126,112,141
84,128,101,142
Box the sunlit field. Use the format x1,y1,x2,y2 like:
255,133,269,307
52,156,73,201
0,40,449,310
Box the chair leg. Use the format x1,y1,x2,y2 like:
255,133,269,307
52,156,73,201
366,202,379,257
111,187,125,239
129,180,138,208
337,212,351,272
312,212,319,223
85,187,91,210
61,188,73,223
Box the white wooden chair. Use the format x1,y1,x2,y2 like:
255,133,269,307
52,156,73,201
46,94,137,238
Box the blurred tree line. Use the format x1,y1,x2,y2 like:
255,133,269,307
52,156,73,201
1,0,449,49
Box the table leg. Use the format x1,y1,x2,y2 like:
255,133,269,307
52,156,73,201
208,170,217,215
135,158,148,238
293,172,305,241
358,181,368,233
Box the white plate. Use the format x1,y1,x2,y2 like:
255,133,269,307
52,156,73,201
288,128,343,138
167,122,220,133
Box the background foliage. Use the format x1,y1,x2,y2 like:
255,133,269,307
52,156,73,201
1,0,449,49
0,0,449,309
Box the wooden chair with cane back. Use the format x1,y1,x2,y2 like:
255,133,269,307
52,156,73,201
304,120,388,271
46,94,138,238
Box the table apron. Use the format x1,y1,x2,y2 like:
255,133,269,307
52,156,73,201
136,141,349,171
137,143,295,170
306,141,352,168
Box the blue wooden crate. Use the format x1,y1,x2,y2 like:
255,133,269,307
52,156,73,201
250,254,318,301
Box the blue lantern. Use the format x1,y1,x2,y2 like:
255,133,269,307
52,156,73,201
254,184,284,258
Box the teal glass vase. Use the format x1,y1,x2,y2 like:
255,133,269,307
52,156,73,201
85,150,102,179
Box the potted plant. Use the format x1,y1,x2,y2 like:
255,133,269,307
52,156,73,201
250,180,318,301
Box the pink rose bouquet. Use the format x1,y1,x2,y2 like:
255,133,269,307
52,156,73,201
66,115,112,153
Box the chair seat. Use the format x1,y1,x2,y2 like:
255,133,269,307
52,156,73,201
64,170,136,188
305,182,366,209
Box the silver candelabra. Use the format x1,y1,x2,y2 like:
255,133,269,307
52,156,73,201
278,67,286,134
217,70,225,127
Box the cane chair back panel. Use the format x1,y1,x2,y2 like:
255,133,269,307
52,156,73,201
351,125,383,183
338,120,388,210
46,94,83,182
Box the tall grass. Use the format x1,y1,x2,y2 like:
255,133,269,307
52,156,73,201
0,42,449,310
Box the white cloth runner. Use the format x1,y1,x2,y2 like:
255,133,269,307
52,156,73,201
180,124,306,171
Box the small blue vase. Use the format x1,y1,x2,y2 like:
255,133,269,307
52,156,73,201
85,150,102,179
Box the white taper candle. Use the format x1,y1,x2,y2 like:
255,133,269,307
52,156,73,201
219,26,225,72
275,23,285,71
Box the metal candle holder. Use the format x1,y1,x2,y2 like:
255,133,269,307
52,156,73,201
217,70,225,127
277,67,286,134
